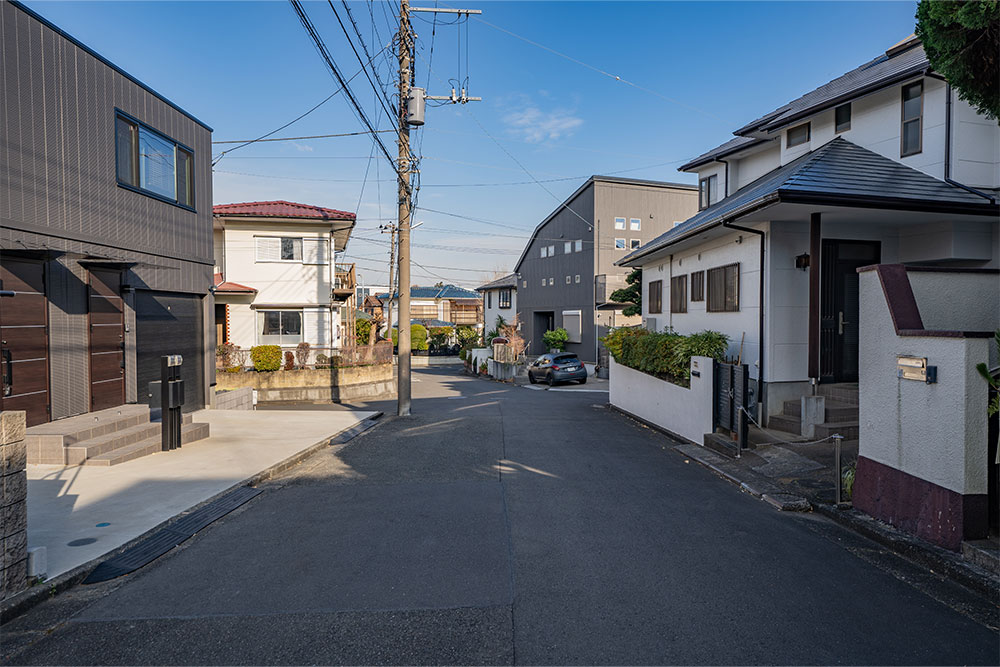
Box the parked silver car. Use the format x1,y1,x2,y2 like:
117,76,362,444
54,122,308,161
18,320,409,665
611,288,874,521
528,353,588,386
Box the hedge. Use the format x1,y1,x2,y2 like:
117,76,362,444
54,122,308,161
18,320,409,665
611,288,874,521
390,324,429,351
602,328,728,386
251,345,282,372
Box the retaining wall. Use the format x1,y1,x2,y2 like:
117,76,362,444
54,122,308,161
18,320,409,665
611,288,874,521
215,365,395,403
1,411,28,600
214,387,253,410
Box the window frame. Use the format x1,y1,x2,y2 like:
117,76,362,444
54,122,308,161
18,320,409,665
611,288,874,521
698,174,717,211
630,218,641,231
834,103,851,134
614,217,626,230
648,279,662,314
487,291,492,309
669,275,687,314
707,263,740,313
499,288,512,309
256,309,304,346
564,241,572,254
615,238,626,250
574,274,580,283
786,122,811,148
574,240,583,252
900,81,923,157
114,109,196,212
630,239,641,250
256,236,304,263
565,275,571,284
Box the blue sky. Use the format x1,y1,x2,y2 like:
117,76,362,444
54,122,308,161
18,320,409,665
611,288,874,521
25,0,919,288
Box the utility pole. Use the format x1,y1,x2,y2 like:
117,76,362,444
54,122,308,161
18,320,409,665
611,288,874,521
396,0,413,416
395,2,481,417
381,223,397,343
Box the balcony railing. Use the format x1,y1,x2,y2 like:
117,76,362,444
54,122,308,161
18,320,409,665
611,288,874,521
332,263,356,301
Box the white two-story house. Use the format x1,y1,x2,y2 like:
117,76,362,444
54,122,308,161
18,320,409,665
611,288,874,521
213,200,357,352
477,273,518,334
620,35,999,549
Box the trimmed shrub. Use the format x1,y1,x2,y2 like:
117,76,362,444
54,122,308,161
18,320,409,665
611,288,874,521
459,348,467,361
251,345,282,372
542,328,569,352
390,324,429,351
600,327,648,361
429,326,453,349
612,329,728,386
283,350,295,370
456,325,479,347
315,353,330,369
356,318,372,345
295,342,311,368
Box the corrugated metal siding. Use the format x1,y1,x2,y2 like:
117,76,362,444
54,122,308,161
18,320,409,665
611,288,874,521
1,1,214,287
135,291,205,414
45,257,89,420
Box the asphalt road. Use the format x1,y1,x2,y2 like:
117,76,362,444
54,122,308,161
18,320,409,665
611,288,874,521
3,368,998,665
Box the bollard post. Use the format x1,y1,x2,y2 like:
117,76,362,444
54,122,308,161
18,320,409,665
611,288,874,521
833,434,844,505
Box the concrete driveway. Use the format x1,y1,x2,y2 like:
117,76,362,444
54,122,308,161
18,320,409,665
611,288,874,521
3,369,997,665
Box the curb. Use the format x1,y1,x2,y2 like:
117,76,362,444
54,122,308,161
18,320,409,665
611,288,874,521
811,502,999,600
0,412,385,625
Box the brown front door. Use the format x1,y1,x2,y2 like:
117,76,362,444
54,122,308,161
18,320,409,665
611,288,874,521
0,258,50,426
88,268,125,411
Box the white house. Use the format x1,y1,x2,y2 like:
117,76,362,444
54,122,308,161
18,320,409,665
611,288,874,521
620,35,998,548
213,200,357,352
477,273,518,335
377,285,484,333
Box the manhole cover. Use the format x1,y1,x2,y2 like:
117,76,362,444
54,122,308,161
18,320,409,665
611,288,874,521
67,538,97,547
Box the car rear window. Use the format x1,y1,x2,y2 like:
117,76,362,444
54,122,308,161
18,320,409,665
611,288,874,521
554,355,579,363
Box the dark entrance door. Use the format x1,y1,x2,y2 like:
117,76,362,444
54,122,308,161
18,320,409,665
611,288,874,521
0,258,50,426
534,311,554,354
215,304,227,344
88,268,125,411
820,240,880,383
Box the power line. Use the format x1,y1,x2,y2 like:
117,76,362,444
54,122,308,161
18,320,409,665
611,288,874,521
212,130,395,145
327,0,397,127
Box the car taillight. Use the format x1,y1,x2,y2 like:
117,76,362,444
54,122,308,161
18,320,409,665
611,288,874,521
552,365,561,370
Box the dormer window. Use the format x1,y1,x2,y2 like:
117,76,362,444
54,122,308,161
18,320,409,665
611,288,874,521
698,174,717,210
901,81,923,157
786,122,810,148
835,103,851,133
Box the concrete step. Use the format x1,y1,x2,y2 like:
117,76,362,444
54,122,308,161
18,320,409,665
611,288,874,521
817,383,859,406
85,422,210,466
767,414,801,434
703,432,740,459
781,399,858,422
65,421,162,465
25,404,151,448
962,539,1000,575
814,421,860,440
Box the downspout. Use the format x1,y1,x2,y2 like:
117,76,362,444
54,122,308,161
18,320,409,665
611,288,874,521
721,214,766,423
943,81,997,203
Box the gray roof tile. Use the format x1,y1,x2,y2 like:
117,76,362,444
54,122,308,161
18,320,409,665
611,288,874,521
476,273,518,291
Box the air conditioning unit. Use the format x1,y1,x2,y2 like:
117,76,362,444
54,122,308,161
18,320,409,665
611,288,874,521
644,317,657,332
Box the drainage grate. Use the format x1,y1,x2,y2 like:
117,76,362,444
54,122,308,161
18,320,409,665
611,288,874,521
329,414,382,445
83,486,263,584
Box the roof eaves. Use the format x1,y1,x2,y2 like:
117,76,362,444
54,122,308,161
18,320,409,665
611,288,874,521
513,177,596,273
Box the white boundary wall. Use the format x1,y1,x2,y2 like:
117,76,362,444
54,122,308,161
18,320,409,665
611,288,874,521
609,356,714,445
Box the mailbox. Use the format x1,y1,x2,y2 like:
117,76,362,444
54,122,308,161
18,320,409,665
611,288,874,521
897,356,937,384
148,380,184,408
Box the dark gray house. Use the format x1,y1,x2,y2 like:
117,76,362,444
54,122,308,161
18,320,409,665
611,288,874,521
514,176,697,363
1,0,214,428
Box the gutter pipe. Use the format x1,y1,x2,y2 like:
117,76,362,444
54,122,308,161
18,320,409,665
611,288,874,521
942,81,997,204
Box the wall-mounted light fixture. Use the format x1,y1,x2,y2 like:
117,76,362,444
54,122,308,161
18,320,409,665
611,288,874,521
121,284,135,294
795,253,810,270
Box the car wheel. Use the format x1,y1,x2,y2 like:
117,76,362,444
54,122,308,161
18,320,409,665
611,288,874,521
528,371,536,384
578,377,587,385
547,374,555,387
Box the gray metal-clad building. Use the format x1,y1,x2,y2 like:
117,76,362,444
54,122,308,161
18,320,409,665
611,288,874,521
513,176,698,363
0,0,213,426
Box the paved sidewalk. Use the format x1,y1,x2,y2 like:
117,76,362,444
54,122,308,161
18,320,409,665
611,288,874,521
26,408,375,579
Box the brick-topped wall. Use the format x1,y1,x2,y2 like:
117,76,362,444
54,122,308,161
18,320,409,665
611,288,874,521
1,411,28,600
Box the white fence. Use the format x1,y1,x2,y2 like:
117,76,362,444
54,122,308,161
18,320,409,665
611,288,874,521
608,356,715,445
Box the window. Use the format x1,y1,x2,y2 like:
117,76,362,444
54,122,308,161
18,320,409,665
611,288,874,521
115,112,194,208
574,274,580,283
562,310,582,343
630,218,641,231
564,241,572,253
630,239,641,250
698,174,717,210
523,280,527,288
786,122,810,148
835,103,851,133
575,240,583,252
615,238,626,249
566,275,571,284
540,246,547,258
499,289,512,309
257,310,302,345
615,217,626,230
901,81,923,156
548,277,554,286
707,263,740,312
541,279,546,287
487,292,492,309
670,275,687,313
256,237,303,262
648,280,662,314
548,245,555,256
691,270,705,302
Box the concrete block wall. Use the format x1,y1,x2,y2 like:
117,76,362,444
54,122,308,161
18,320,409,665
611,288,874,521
215,387,254,410
1,411,28,600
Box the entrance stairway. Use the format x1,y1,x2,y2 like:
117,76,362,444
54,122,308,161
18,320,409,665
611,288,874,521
766,383,859,440
25,404,210,466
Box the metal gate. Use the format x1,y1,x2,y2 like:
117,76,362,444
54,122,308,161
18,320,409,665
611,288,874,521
714,361,749,450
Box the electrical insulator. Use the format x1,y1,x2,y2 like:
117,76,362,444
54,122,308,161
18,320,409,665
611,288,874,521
407,87,426,126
